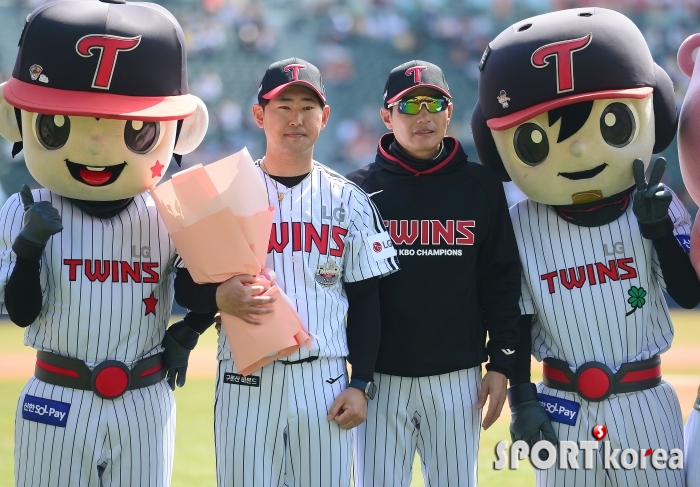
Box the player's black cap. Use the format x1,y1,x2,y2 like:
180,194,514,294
383,60,451,107
258,58,326,105
3,0,196,121
477,7,672,132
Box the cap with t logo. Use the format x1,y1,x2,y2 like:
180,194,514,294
257,57,326,105
3,0,196,120
383,60,451,107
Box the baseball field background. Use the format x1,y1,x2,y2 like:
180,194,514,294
0,311,698,487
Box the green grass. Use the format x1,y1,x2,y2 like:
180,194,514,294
2,308,699,486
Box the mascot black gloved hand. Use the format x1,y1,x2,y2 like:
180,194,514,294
0,1,209,485
632,157,673,239
163,312,216,390
507,383,558,457
472,7,698,485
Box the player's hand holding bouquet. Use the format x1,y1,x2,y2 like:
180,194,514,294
151,148,311,376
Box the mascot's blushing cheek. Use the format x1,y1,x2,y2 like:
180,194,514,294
22,111,178,201
490,96,655,206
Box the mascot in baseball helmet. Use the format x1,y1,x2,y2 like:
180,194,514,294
0,0,208,485
676,32,700,487
472,7,700,486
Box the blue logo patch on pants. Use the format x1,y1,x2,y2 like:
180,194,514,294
22,395,70,427
676,234,691,253
538,393,580,426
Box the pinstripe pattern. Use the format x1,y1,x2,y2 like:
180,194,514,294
15,377,175,487
0,188,178,487
535,382,684,487
510,189,690,487
353,367,482,487
0,189,176,367
216,161,399,361
214,161,396,487
684,408,700,487
214,358,351,487
512,189,690,371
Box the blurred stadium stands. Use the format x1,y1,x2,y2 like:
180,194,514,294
0,0,698,214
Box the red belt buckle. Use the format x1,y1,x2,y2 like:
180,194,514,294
573,362,614,402
91,361,131,399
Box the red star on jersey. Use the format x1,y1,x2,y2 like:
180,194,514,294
143,292,158,316
150,160,164,178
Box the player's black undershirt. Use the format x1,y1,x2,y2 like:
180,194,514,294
267,173,309,188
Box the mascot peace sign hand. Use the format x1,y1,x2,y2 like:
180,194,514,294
632,158,673,240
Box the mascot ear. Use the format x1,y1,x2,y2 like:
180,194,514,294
173,95,208,156
471,100,511,182
0,82,21,143
651,63,678,154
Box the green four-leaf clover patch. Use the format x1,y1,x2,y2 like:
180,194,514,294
625,286,647,316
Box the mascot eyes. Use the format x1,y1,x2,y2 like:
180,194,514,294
124,121,160,154
36,114,70,150
600,103,635,147
514,123,549,166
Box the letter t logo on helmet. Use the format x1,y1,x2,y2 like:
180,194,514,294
76,34,142,90
531,33,593,93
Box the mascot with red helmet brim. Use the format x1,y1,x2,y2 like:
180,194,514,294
0,1,208,485
472,7,700,486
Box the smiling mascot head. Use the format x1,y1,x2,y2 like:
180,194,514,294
471,7,676,206
0,0,207,201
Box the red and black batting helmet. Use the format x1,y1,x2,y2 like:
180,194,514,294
3,0,197,121
471,7,677,182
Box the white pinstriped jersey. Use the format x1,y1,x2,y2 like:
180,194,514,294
0,189,176,368
216,161,400,361
511,189,690,372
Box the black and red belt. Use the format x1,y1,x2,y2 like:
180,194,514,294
34,350,164,399
542,356,661,402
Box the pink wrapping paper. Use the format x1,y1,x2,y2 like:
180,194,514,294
151,148,311,375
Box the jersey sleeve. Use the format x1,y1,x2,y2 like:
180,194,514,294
652,188,691,291
173,252,186,269
342,188,400,283
519,271,536,315
0,193,29,312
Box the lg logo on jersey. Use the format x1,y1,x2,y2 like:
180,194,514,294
603,241,625,257
321,205,345,223
132,245,151,258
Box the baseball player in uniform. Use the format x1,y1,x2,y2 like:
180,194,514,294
472,8,700,486
175,58,399,487
345,61,522,486
0,1,208,485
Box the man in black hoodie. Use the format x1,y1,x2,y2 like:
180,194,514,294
346,60,522,487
